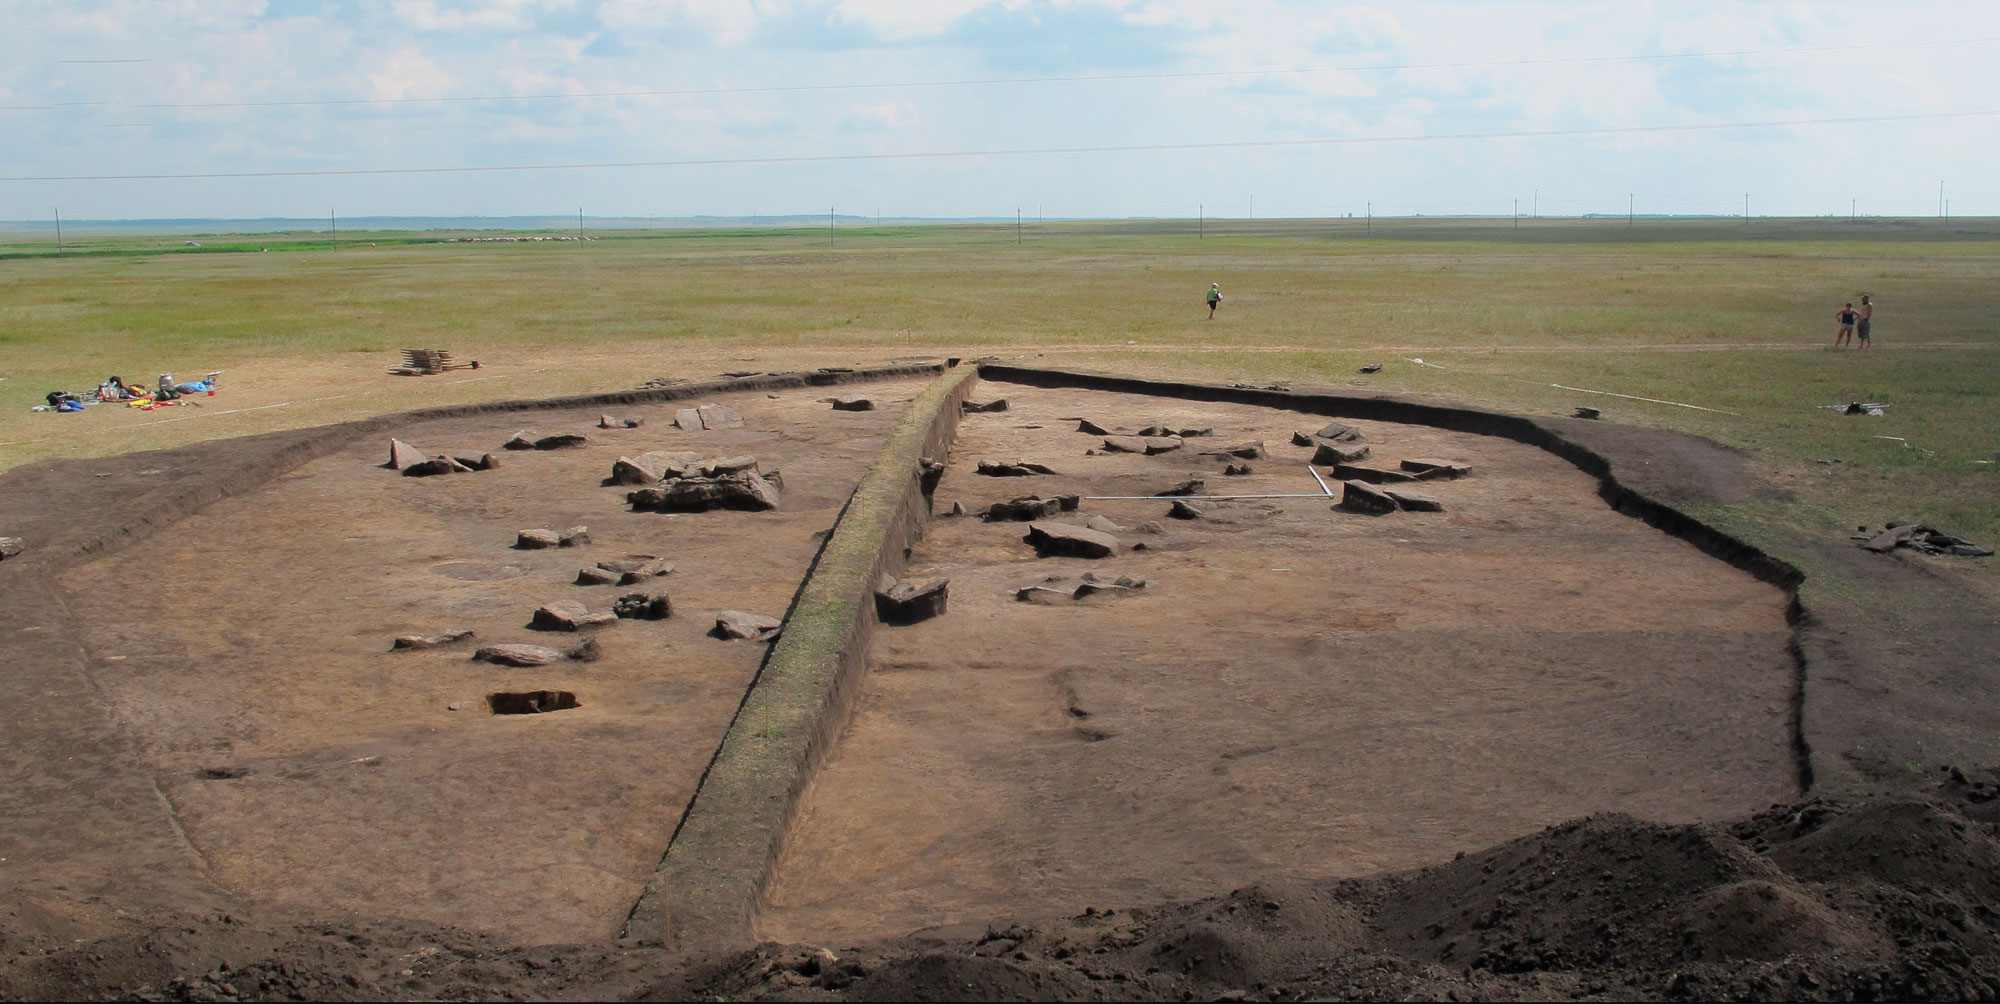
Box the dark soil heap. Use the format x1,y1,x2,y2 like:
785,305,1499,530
6,775,1999,1002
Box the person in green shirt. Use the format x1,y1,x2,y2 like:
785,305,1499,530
1206,282,1222,319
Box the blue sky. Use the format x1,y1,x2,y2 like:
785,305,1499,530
4,0,1997,220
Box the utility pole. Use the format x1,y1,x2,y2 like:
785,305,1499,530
577,207,583,240
1939,181,1945,218
1851,198,1857,219
1038,203,1043,223
1513,198,1518,229
1628,193,1634,226
1532,188,1538,219
1249,195,1253,220
1744,192,1750,221
1016,207,1021,245
330,208,337,246
1366,201,1371,235
829,207,835,246
1199,203,1204,239
54,207,62,256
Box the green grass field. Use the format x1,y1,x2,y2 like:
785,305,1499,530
3,216,1996,579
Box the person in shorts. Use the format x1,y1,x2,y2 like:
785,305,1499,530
1206,283,1222,319
1834,302,1857,347
1856,294,1873,349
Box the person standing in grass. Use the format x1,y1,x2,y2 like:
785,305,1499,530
1206,282,1222,319
1856,294,1873,349
1834,302,1857,347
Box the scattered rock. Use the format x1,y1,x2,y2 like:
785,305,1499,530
0,536,22,561
454,452,498,471
1134,521,1165,534
1158,478,1206,497
400,457,458,477
697,404,745,429
628,471,780,511
1055,493,1081,511
534,433,589,450
1384,488,1444,512
1082,515,1126,533
1076,418,1111,435
575,566,620,586
557,526,590,547
875,578,949,625
829,395,874,411
674,408,703,430
530,600,617,631
1862,522,1993,556
1401,458,1471,479
1338,479,1399,515
1332,463,1419,484
986,496,1064,521
613,592,672,620
1015,585,1072,604
391,628,475,651
388,438,425,469
721,370,759,378
1290,431,1316,447
698,455,762,477
567,636,603,662
1101,436,1149,454
1139,425,1211,438
1024,521,1118,558
597,414,644,429
1166,499,1209,520
947,500,967,516
610,450,704,485
713,610,782,641
1075,575,1147,600
1316,422,1365,443
615,558,674,584
977,460,1058,477
1142,436,1184,455
919,458,946,494
473,644,567,667
962,399,1008,413
1358,363,1383,373
1200,441,1265,460
502,431,538,450
487,690,579,714
515,528,562,549
1224,463,1253,476
1574,406,1602,420
1312,441,1372,465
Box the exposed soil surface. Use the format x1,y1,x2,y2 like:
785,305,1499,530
762,386,1797,944
2,379,927,947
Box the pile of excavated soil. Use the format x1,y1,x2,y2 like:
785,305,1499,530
5,777,1998,1001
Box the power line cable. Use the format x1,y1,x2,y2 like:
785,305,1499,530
84,36,2000,112
6,107,1995,183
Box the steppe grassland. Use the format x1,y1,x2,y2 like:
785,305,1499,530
1,218,1995,582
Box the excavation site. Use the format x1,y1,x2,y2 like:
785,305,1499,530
3,362,1999,1002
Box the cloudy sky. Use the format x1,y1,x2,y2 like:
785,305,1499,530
4,0,1996,221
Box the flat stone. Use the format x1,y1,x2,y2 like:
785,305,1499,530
575,566,620,586
0,536,22,561
502,431,538,450
388,438,425,469
1223,463,1253,476
1384,488,1444,512
1142,437,1184,455
1082,515,1126,533
987,496,1064,521
947,501,967,516
1316,422,1364,442
1055,494,1081,511
1402,458,1470,479
530,601,616,631
473,643,566,667
1024,521,1118,558
1166,499,1208,520
700,455,761,477
391,628,474,650
1332,463,1419,484
829,395,874,411
875,577,949,625
674,408,703,430
557,526,590,547
1101,436,1149,454
1077,419,1111,435
401,457,457,477
1290,431,1316,447
1015,586,1072,604
597,414,643,429
455,452,498,471
714,610,782,641
1134,521,1165,534
962,399,1008,413
444,457,477,474
533,433,589,450
1074,581,1143,600
1312,441,1372,465
515,528,561,549
567,636,603,662
1338,479,1399,515
1158,479,1205,496
613,591,672,620
697,404,745,429
618,558,674,585
628,471,780,511
976,460,1058,477
610,451,700,486
1201,441,1265,460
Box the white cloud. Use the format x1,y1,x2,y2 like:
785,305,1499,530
368,47,454,100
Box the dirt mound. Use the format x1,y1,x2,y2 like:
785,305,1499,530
7,787,2000,1001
